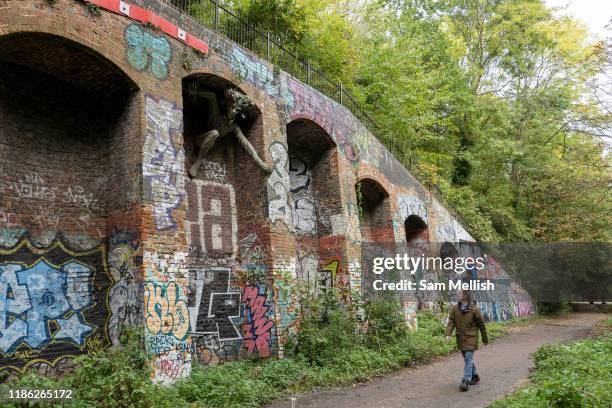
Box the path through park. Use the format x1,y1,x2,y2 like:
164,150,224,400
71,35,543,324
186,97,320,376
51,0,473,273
268,313,605,408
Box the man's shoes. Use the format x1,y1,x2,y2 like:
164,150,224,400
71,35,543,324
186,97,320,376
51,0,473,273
470,375,480,385
460,380,469,391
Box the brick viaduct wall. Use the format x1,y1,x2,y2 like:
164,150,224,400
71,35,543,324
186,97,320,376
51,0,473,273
0,0,535,383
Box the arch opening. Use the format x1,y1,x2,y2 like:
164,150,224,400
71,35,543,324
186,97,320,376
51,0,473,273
0,32,139,248
182,74,267,264
182,75,268,365
286,119,342,287
404,214,429,243
0,32,140,370
356,178,392,242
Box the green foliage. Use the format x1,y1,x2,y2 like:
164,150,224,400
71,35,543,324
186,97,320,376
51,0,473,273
365,298,409,346
537,301,573,316
489,329,612,407
222,0,611,244
231,0,307,44
415,310,446,337
0,329,182,408
294,290,360,364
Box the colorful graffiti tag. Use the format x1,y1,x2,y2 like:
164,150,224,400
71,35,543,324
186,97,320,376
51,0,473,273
242,285,274,358
125,24,172,80
0,238,112,372
144,281,190,341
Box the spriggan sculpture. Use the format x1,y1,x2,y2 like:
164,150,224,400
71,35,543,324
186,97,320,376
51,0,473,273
189,88,272,178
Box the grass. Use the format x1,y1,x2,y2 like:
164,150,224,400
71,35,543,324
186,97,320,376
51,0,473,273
0,302,544,408
488,316,612,408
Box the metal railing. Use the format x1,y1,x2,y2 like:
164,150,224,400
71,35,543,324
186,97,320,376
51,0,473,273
166,0,376,129
164,0,473,236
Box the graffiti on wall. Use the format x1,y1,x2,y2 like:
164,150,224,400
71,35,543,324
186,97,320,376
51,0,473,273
142,249,192,383
0,238,112,372
320,259,340,289
242,285,274,357
267,142,292,227
289,157,310,193
397,195,429,225
201,160,229,185
475,257,534,322
143,95,185,230
295,248,318,284
144,281,190,341
289,156,318,234
125,24,172,80
108,242,142,346
0,228,26,248
230,48,294,106
185,180,237,261
144,279,192,384
293,199,317,235
0,171,104,249
266,145,330,234
187,268,241,341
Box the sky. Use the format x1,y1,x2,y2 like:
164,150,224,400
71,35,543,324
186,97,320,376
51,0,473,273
544,0,611,40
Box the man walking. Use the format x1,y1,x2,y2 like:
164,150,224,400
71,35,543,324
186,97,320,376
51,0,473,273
446,290,488,391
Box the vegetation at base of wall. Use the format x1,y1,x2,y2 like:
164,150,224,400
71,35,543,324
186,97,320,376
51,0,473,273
488,318,612,408
0,298,541,408
0,330,181,408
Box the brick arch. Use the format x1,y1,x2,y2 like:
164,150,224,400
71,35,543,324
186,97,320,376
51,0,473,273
404,214,429,243
184,67,267,111
0,32,139,98
0,12,144,373
181,72,269,264
355,177,394,243
356,175,390,196
0,4,141,89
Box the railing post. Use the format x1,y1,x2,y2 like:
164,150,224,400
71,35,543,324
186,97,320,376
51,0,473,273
214,0,219,31
307,61,311,86
339,82,343,105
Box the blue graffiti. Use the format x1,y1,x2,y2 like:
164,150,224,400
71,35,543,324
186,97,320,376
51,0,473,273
0,260,94,354
231,48,294,106
125,24,172,80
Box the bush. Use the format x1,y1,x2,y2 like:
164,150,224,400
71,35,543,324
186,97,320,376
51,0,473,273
365,298,409,347
490,324,612,408
294,289,360,365
0,330,181,408
537,301,573,316
415,310,446,337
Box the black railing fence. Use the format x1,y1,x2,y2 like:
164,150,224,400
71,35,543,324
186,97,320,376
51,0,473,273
164,0,472,234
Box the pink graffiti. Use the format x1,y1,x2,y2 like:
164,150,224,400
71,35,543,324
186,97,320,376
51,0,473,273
242,285,275,358
155,358,180,380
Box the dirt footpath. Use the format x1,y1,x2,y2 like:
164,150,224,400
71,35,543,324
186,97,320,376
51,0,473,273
268,313,605,408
